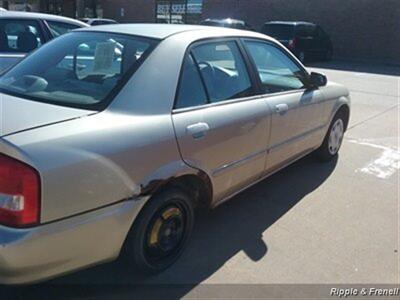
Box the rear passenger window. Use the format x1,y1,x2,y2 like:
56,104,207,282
175,54,207,109
0,19,43,53
191,41,253,103
245,41,307,93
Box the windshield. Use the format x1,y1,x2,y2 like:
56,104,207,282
0,31,157,110
262,24,295,40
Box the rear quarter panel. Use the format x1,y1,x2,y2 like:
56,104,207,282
4,111,188,223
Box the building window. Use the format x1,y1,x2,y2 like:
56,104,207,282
3,0,40,12
156,0,203,24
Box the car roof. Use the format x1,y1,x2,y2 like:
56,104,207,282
77,23,265,40
264,21,315,26
0,10,89,27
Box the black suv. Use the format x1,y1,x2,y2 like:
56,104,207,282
261,21,333,62
200,18,253,31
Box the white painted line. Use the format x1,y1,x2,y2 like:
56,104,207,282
348,139,400,179
359,149,400,179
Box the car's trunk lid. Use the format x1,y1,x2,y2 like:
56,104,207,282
0,93,95,137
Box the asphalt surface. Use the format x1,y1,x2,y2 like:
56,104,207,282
2,61,399,299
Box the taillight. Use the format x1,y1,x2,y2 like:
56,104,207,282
288,38,297,50
0,154,40,227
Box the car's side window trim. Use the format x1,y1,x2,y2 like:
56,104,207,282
189,52,211,104
172,37,260,111
236,38,265,95
41,19,58,40
38,19,53,42
173,93,268,114
42,20,81,40
239,37,313,95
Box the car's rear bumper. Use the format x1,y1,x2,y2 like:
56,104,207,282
0,197,148,285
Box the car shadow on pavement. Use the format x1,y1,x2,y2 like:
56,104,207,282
306,60,400,76
2,155,338,299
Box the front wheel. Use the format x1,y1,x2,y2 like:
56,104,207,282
314,113,345,161
124,188,194,274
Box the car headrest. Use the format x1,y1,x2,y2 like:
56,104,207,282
17,31,38,53
0,30,9,51
122,45,137,74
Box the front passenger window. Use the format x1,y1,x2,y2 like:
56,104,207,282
191,41,253,103
245,41,307,93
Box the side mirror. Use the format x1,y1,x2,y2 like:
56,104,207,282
309,72,327,88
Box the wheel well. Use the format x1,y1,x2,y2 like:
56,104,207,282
336,105,350,131
147,173,213,209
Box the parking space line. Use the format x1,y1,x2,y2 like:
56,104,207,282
348,139,400,179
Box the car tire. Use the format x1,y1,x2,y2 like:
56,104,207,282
124,188,194,274
314,112,346,161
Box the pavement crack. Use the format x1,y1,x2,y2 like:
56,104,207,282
347,104,399,131
349,89,399,98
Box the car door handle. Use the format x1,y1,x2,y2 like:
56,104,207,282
275,104,289,115
186,122,210,139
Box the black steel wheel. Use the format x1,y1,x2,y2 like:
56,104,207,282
124,188,194,273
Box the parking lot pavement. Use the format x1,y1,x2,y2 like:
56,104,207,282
2,61,399,298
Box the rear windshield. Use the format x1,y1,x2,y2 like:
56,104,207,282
0,31,157,110
262,24,294,40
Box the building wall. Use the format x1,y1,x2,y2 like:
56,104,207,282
202,0,400,64
100,0,156,23
4,0,394,64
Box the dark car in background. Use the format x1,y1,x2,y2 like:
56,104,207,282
200,18,253,30
80,18,118,26
0,11,88,72
261,21,333,63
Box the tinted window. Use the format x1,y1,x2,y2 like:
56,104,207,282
91,20,116,26
47,21,81,37
297,25,316,37
191,41,252,103
0,32,157,109
175,54,207,109
232,22,245,29
262,24,294,39
296,25,307,37
0,19,43,53
200,20,224,27
245,41,307,93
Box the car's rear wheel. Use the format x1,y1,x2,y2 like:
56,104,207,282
314,112,345,161
124,188,194,274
